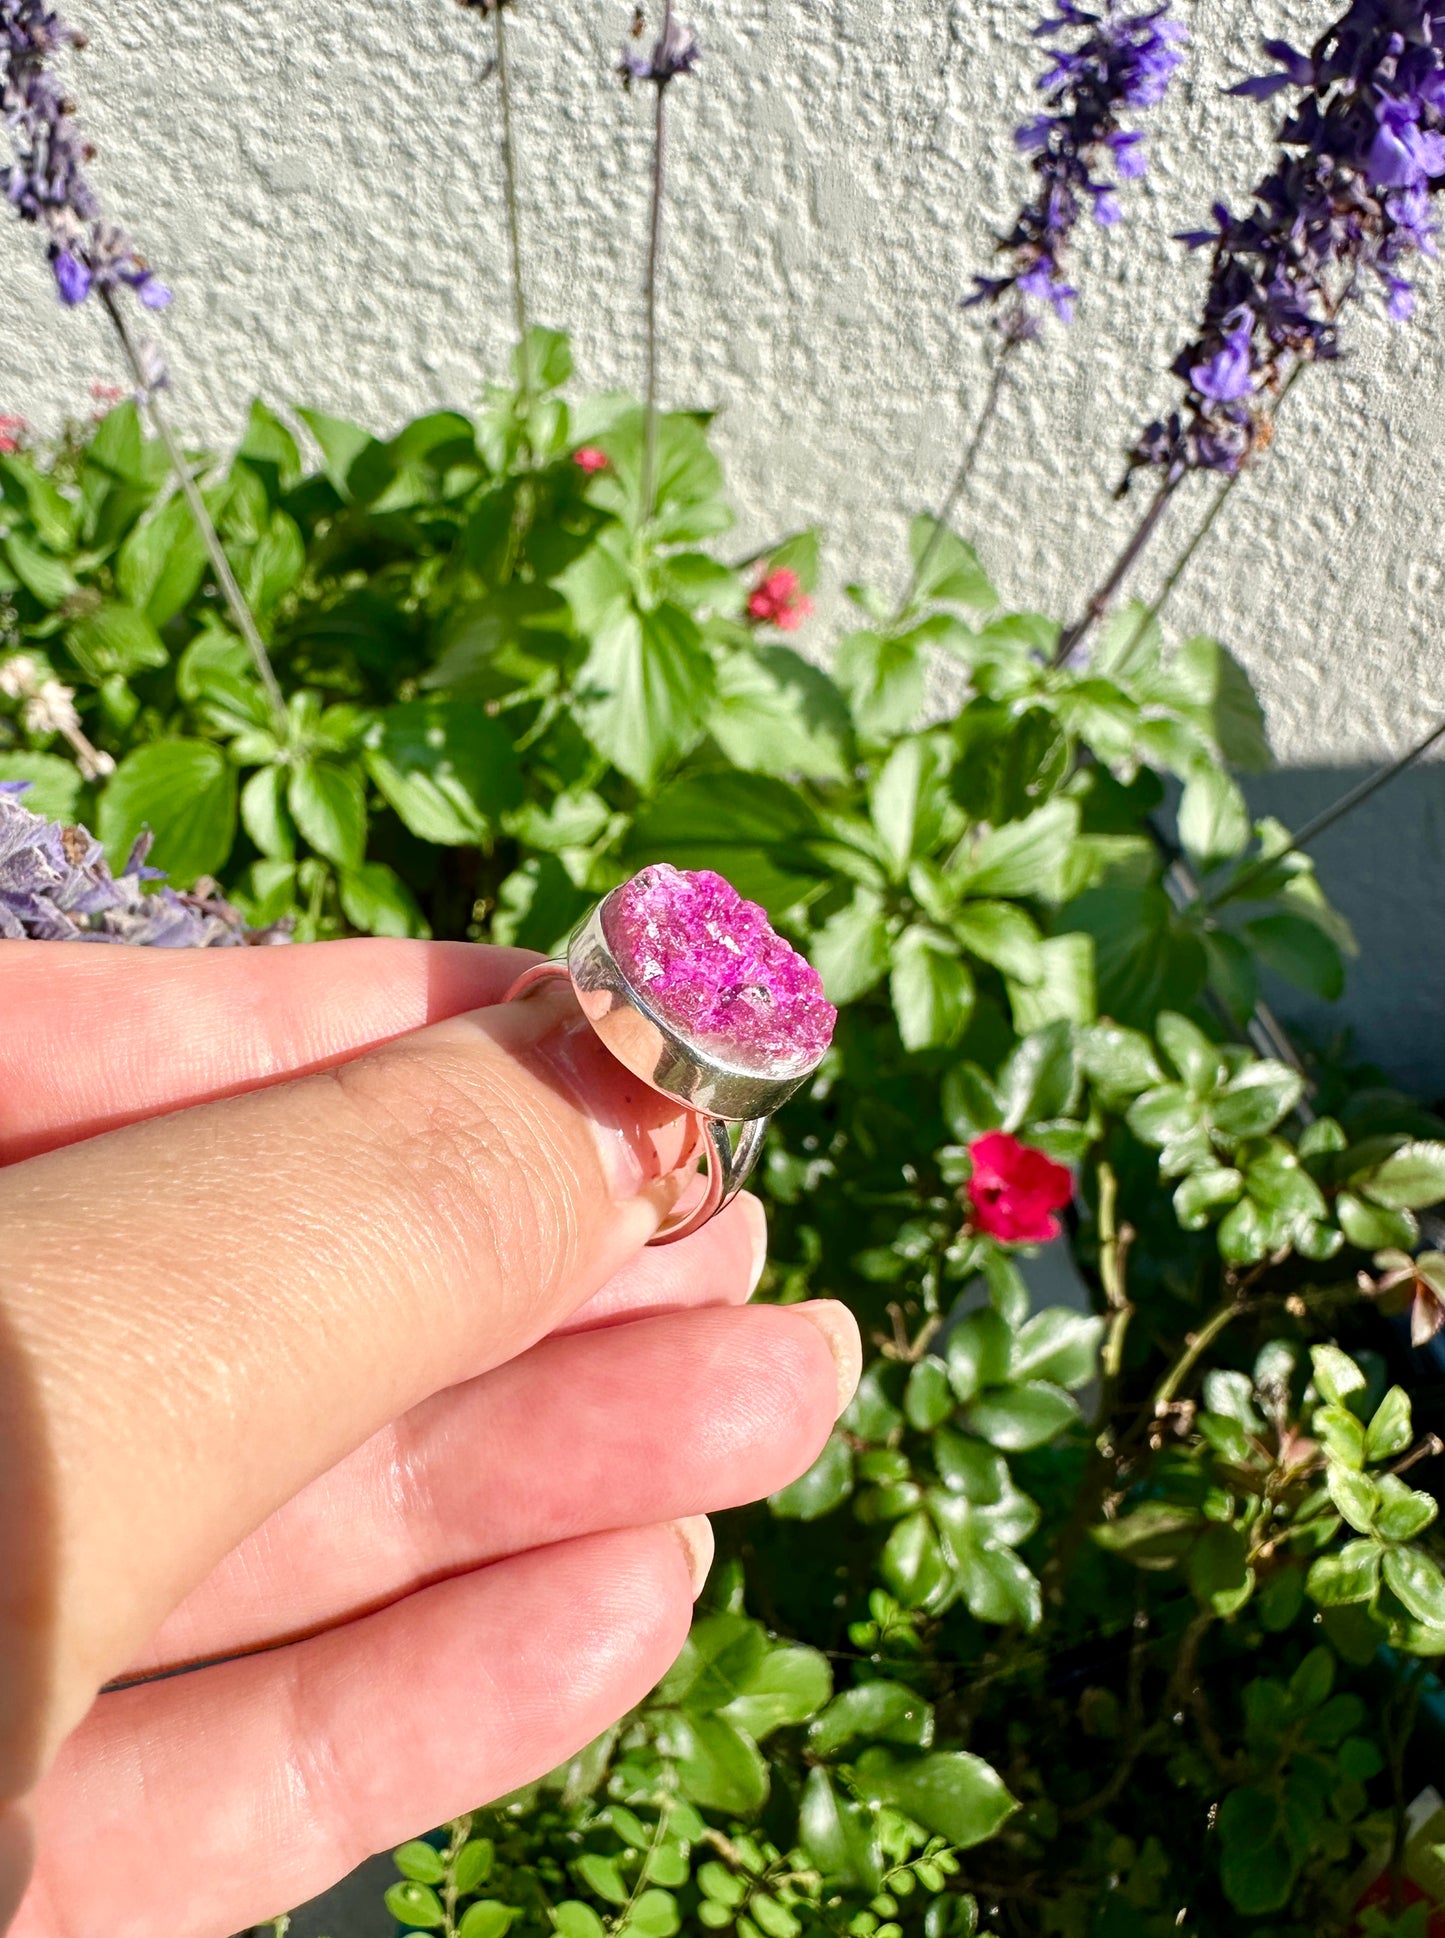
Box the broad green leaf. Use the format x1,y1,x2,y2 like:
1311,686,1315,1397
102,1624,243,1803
945,1309,1012,1403
1009,1309,1103,1389
1078,1023,1164,1102
574,1854,628,1904
1374,1475,1437,1543
998,1020,1076,1129
458,1907,515,1938
810,890,892,1004
1383,1546,1445,1625
629,1890,681,1938
1310,1344,1367,1407
1356,1140,1445,1210
1091,1502,1201,1568
288,760,367,869
578,596,716,788
1217,1795,1293,1915
367,699,522,845
1152,634,1272,772
553,1903,608,1938
65,603,168,681
945,1521,1043,1628
957,798,1078,902
386,1881,448,1928
905,1355,955,1431
797,1767,884,1893
393,1841,446,1884
239,509,305,616
241,765,295,861
339,860,430,939
962,1381,1079,1451
98,739,236,886
870,736,944,879
1211,1062,1305,1139
854,1749,1017,1850
809,1682,933,1756
1306,1540,1380,1607
709,645,850,781
907,516,997,610
881,1510,950,1608
661,1714,768,1816
720,1644,832,1739
1174,1166,1244,1230
237,398,303,491
297,406,375,500
453,1839,496,1895
1187,1523,1254,1615
1336,1191,1418,1251
769,1432,854,1520
1366,1386,1413,1463
952,900,1044,984
1242,912,1345,1001
1326,1466,1378,1534
834,628,926,739
1177,765,1250,869
891,925,974,1051
0,752,81,822
116,492,209,625
657,1614,765,1712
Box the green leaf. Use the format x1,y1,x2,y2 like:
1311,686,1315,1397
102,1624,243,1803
1382,1546,1445,1625
458,1906,516,1938
0,752,81,822
1356,1140,1445,1210
289,760,367,869
1211,1062,1305,1139
578,595,716,788
798,1767,885,1893
239,509,305,616
1078,1024,1164,1102
769,1432,854,1520
366,699,522,845
1326,1465,1378,1534
339,860,430,939
854,1749,1017,1850
1336,1191,1418,1250
951,900,1044,984
575,1854,629,1905
65,602,169,681
237,398,303,491
905,1357,955,1431
98,738,237,886
1188,1523,1254,1616
811,889,892,1005
553,1903,608,1938
1366,1386,1414,1463
958,798,1078,902
1217,1795,1293,1915
3,530,79,608
394,1841,447,1884
297,406,374,500
834,628,925,739
517,324,573,391
1008,1309,1104,1389
870,736,943,879
1241,912,1345,1001
720,1644,832,1739
881,1510,950,1608
1310,1344,1367,1408
453,1839,496,1895
945,1310,1012,1404
662,1714,768,1816
709,645,850,782
116,492,209,625
946,1522,1043,1628
1306,1540,1380,1607
1177,765,1250,869
1374,1475,1437,1543
240,765,295,861
907,516,997,610
962,1382,1078,1452
998,1020,1077,1129
386,1881,448,1928
629,1890,681,1938
891,925,975,1052
809,1681,933,1756
1174,1166,1244,1230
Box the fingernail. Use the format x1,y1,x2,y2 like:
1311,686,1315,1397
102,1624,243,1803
668,1515,714,1599
738,1192,769,1298
795,1300,864,1417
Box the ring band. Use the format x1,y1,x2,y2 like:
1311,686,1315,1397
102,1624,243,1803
502,880,831,1246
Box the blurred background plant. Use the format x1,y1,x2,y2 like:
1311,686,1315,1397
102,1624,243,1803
6,0,1445,1933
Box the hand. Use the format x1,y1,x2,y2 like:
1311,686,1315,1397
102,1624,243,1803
0,939,860,1938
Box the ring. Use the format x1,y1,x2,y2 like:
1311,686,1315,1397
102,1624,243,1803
504,864,837,1245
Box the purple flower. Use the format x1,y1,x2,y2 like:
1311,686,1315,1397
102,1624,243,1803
0,785,288,946
967,0,1186,333
1,0,170,309
1135,0,1445,480
618,10,699,88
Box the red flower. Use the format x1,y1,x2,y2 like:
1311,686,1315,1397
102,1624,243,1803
747,566,813,632
574,446,609,473
0,415,26,455
966,1131,1073,1245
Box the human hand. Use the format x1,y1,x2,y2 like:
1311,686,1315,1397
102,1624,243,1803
0,940,860,1938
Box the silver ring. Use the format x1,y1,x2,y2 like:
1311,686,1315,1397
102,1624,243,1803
504,876,833,1245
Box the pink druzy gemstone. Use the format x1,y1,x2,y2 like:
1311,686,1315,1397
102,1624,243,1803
603,864,837,1075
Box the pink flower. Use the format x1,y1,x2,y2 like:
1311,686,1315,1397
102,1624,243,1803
0,416,27,455
574,446,610,473
965,1131,1073,1245
747,566,813,633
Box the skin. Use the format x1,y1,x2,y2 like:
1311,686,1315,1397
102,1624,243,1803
0,940,861,1938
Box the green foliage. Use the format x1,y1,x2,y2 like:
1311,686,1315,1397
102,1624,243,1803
6,373,1444,1936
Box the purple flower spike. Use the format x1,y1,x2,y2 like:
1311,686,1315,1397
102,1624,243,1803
618,10,699,89
1136,0,1445,480
967,0,1186,334
1,0,168,310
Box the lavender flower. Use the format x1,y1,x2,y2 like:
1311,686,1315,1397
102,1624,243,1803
618,10,699,88
0,784,287,946
967,0,1186,332
1134,0,1445,478
1,0,169,307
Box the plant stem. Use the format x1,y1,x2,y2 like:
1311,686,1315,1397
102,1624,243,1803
1153,1299,1247,1413
639,7,673,524
441,1813,473,1938
1052,472,1178,667
1109,472,1238,677
493,3,530,375
892,338,1017,625
99,290,288,736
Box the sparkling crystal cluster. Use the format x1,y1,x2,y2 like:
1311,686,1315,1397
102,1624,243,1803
603,864,836,1075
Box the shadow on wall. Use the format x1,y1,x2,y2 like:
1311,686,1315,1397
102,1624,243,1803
1242,762,1445,1101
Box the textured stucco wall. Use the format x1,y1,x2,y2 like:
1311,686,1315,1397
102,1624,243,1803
6,0,1445,1083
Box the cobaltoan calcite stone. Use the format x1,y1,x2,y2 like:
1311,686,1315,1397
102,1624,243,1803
602,864,837,1078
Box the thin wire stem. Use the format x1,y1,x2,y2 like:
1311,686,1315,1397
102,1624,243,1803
100,291,288,736
1051,471,1178,666
891,337,1017,625
1110,472,1237,676
639,6,673,524
493,4,530,376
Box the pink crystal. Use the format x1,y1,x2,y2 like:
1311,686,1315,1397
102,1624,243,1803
603,864,837,1076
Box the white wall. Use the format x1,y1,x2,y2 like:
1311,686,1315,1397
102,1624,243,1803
6,0,1445,1084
